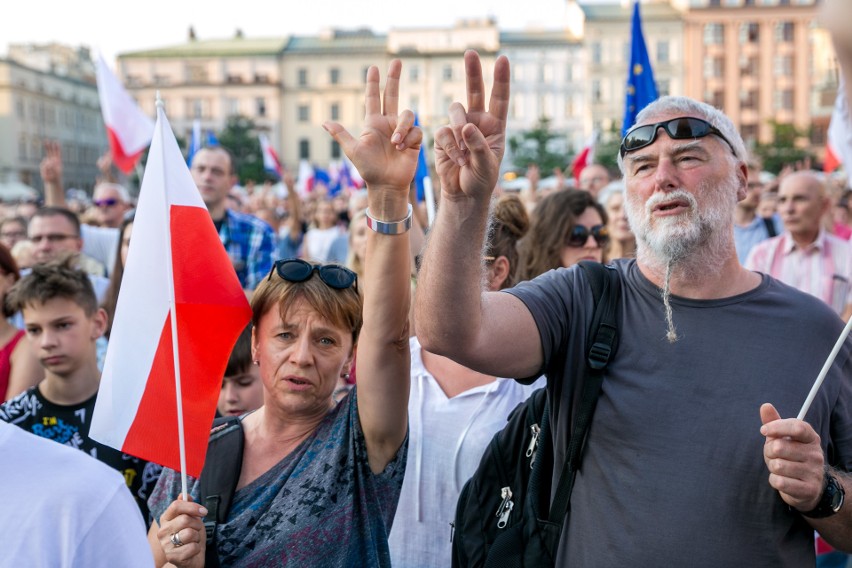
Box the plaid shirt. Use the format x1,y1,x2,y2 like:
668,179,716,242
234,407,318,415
218,208,277,292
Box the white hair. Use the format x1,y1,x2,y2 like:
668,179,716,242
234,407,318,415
94,182,131,203
617,96,747,174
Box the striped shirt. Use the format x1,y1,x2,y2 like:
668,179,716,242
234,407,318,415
744,229,852,315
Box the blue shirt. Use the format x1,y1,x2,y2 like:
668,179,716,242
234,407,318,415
734,214,782,264
218,209,277,292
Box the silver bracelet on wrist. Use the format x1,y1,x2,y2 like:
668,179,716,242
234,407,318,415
365,204,413,235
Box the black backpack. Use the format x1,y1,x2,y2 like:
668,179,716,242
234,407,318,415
451,261,621,568
198,415,245,568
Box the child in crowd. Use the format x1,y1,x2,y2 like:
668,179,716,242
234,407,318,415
0,255,161,523
217,324,264,418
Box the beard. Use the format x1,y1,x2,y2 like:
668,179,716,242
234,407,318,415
625,177,737,274
624,176,739,342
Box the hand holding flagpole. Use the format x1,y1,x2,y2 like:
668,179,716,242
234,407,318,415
797,315,852,420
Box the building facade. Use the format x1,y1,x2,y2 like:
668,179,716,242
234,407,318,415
0,55,102,193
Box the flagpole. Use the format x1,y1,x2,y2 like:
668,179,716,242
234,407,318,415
155,93,190,499
424,178,436,227
798,316,852,420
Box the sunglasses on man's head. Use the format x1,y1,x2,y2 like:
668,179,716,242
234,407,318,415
620,117,737,158
268,258,358,291
94,198,119,208
566,224,609,248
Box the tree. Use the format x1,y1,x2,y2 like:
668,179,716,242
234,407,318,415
508,116,569,173
216,115,271,184
753,121,814,175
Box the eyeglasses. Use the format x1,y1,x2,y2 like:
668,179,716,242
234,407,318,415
267,258,358,291
566,224,610,248
29,234,79,244
94,198,119,208
0,230,26,239
620,117,737,158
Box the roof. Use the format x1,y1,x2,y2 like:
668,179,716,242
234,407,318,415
119,37,288,59
499,31,581,46
580,2,683,22
283,30,388,54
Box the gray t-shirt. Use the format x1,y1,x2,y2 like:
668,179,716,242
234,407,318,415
506,259,852,567
148,389,407,567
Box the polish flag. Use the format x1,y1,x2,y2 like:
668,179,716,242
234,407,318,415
259,133,283,178
571,131,598,185
90,100,251,478
94,55,154,174
825,76,852,177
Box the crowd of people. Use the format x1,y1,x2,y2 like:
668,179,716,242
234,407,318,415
1,9,852,565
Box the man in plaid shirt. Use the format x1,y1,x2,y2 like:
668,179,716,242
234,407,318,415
190,146,276,294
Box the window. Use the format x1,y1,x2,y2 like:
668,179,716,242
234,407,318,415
330,67,340,85
409,66,419,81
740,22,759,44
256,97,267,117
592,80,602,103
656,79,670,97
657,41,670,65
774,55,793,77
299,138,310,160
330,103,340,121
15,98,24,118
740,55,759,77
187,98,204,119
704,89,724,109
774,90,794,111
226,98,239,116
409,95,419,111
704,23,724,45
298,104,310,122
331,140,341,159
442,64,453,81
186,63,208,83
740,89,758,110
297,68,308,87
704,56,724,78
591,42,602,65
741,124,758,142
776,22,794,43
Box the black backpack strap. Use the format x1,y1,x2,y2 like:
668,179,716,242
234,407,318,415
762,216,777,238
198,415,244,568
548,261,620,522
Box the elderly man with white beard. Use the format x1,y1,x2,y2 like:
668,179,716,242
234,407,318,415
415,51,852,566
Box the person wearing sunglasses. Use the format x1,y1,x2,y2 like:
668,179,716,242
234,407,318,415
516,189,609,283
90,182,132,229
149,60,418,568
417,50,852,567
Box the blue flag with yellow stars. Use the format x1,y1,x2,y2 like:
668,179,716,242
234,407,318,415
622,1,659,136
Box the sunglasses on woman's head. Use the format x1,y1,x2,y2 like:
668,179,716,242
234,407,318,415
620,117,737,157
566,224,610,248
268,258,358,291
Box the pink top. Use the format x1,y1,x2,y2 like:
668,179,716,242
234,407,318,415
0,329,25,401
744,230,852,315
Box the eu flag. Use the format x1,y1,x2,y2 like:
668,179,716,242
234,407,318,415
414,113,430,202
622,1,659,136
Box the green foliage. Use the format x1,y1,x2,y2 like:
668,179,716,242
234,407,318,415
509,116,569,173
753,121,814,175
216,116,275,184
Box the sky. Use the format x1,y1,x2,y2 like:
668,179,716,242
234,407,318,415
0,0,605,66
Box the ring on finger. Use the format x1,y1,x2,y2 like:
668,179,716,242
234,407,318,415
171,531,183,547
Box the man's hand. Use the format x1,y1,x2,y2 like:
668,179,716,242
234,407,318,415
433,50,510,205
40,140,63,187
760,403,826,512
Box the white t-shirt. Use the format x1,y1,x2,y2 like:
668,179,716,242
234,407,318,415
388,337,544,568
0,421,154,567
81,223,119,276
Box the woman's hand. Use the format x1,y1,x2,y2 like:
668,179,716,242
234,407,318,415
155,497,207,568
433,50,510,205
323,59,421,202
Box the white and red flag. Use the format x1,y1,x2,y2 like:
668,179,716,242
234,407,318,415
259,133,283,179
90,99,251,480
95,55,154,174
571,131,598,185
825,75,852,178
